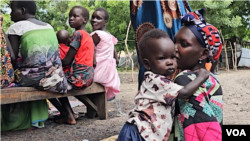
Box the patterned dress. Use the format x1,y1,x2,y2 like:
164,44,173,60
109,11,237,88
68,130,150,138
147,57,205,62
170,70,223,141
118,71,183,141
0,14,14,88
65,30,94,90
130,0,192,89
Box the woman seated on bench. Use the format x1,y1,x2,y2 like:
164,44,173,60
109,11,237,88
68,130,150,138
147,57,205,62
1,0,68,131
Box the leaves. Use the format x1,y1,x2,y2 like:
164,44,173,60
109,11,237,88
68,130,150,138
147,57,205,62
189,0,249,41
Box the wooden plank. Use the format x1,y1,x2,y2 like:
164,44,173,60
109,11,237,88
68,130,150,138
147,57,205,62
1,83,105,105
75,95,98,118
95,92,107,120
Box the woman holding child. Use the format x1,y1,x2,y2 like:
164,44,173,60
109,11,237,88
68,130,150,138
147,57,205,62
1,0,68,131
116,8,223,141
170,9,223,141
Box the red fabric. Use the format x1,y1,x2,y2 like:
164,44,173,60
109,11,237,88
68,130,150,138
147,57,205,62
59,43,70,60
71,30,94,67
59,43,70,73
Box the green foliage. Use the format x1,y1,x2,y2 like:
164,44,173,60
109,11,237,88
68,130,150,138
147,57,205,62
1,0,135,53
189,0,249,41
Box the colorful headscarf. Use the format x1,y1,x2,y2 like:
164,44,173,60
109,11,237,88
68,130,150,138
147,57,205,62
181,9,223,60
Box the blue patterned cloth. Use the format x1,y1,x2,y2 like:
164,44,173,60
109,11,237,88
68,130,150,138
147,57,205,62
130,0,192,88
117,122,145,141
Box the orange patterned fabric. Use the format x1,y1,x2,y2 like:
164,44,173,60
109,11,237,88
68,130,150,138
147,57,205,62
0,13,14,88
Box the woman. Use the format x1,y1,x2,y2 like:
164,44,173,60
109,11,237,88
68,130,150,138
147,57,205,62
1,1,68,131
171,9,223,141
130,0,192,89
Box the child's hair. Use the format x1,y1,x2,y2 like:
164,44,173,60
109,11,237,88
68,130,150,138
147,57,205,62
138,29,170,61
72,6,89,21
11,0,37,15
95,7,109,21
56,30,69,44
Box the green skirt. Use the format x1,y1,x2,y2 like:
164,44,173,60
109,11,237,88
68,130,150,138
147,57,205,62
1,100,48,131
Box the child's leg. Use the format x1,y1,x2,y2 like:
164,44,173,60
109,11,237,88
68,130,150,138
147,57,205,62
48,98,67,117
56,97,76,125
117,122,145,141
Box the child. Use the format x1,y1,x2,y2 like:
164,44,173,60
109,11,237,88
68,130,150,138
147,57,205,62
117,29,209,141
90,8,120,101
49,6,95,124
56,29,70,73
170,9,223,141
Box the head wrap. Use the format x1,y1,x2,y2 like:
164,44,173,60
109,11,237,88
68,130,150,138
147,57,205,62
181,9,223,60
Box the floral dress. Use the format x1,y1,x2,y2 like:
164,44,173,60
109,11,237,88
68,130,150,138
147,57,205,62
118,71,183,141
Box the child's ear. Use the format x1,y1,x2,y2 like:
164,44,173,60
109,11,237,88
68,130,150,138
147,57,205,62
21,7,26,15
143,58,151,70
200,48,209,60
83,17,88,25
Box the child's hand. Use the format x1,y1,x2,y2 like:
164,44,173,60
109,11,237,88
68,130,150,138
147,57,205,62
195,68,209,81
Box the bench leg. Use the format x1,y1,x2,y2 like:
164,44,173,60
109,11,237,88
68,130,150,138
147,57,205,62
94,92,107,120
75,95,97,118
76,92,107,120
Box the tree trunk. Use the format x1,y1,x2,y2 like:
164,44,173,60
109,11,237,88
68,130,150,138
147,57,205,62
223,40,229,72
125,20,134,82
234,42,237,71
229,42,235,71
220,31,229,72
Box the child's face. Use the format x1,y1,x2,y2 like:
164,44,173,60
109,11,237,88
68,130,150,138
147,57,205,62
91,11,107,31
143,38,177,77
174,26,205,70
69,8,86,29
10,2,23,23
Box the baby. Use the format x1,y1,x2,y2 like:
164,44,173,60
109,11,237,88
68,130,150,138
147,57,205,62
117,29,209,141
57,29,70,73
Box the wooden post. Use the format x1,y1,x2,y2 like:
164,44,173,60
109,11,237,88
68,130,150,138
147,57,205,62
234,42,238,71
220,31,229,72
223,40,229,72
125,21,134,82
229,42,235,71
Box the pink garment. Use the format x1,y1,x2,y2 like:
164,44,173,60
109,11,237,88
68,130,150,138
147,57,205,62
90,30,120,100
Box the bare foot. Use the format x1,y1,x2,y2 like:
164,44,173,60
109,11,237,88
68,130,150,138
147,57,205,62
53,113,78,120
55,116,76,125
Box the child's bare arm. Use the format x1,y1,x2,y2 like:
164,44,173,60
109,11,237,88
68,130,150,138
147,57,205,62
92,33,100,67
61,47,77,67
92,33,100,46
113,47,119,65
178,68,209,99
8,35,20,69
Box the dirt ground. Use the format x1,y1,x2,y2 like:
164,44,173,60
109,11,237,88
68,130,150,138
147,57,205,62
1,69,250,141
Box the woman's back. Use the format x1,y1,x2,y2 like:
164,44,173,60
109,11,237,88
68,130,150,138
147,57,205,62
91,30,117,62
7,20,68,93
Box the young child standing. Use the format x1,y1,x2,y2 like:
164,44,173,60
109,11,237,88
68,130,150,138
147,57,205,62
49,6,95,124
117,29,209,141
90,8,120,100
57,29,70,73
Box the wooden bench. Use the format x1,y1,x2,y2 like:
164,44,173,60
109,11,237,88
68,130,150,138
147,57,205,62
1,83,107,120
